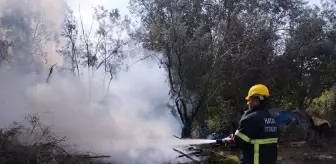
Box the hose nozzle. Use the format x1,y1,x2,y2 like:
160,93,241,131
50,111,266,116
215,134,234,144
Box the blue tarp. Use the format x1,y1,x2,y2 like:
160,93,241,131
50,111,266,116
274,111,302,126
275,111,294,125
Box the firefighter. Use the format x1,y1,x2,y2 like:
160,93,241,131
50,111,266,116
217,84,279,164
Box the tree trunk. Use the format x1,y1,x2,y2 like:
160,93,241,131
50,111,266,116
297,96,306,111
181,122,192,138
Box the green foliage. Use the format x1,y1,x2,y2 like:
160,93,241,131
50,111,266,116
308,87,336,125
207,98,236,133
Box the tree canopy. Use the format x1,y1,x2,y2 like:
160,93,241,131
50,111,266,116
129,0,336,138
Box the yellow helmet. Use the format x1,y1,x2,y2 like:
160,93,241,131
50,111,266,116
245,84,270,100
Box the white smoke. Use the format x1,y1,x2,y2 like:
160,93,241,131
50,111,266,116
0,0,64,70
0,59,183,163
0,0,185,163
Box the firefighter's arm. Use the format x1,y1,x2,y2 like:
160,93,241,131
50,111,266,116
234,117,257,148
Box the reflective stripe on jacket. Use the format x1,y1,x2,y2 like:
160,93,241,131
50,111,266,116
234,105,279,164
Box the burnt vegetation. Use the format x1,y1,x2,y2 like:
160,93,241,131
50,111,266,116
0,114,109,164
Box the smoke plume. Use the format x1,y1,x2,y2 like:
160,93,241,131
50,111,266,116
0,0,184,163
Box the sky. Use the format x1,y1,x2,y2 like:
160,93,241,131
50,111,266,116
66,0,129,29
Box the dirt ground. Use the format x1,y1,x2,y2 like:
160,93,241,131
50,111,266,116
180,137,336,164
278,140,336,164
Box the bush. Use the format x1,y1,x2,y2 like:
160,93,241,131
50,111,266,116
308,87,336,127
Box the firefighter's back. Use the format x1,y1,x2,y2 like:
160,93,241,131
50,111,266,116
249,109,278,164
259,109,278,164
238,108,278,164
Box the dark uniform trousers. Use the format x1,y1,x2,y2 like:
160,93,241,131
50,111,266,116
234,105,279,164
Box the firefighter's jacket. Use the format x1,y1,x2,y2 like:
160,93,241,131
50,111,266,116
234,105,279,164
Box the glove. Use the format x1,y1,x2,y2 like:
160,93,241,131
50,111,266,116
216,134,234,145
